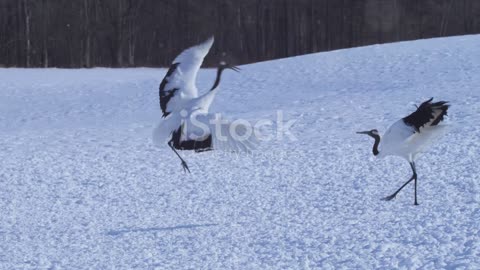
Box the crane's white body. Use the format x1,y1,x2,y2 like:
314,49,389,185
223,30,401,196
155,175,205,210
152,89,220,147
378,120,447,161
153,105,256,153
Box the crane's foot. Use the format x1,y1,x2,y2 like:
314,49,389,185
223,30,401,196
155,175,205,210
414,201,419,206
181,161,191,173
382,194,396,201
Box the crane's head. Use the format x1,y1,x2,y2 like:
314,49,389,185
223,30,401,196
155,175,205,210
357,129,381,156
218,61,240,72
356,129,379,138
210,61,240,91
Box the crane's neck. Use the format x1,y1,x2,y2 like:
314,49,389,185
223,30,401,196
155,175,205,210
195,87,219,112
371,134,380,156
210,67,225,91
195,66,229,111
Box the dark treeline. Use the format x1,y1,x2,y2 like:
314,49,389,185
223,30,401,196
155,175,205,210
0,0,479,68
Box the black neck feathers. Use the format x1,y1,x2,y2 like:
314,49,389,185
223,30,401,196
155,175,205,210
210,66,225,91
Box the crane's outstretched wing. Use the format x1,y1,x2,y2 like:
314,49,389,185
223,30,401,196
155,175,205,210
171,113,259,153
159,37,214,117
402,98,449,132
207,114,259,153
381,98,450,156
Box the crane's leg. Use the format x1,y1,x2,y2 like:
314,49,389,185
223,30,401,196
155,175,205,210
168,141,191,173
382,162,417,202
413,162,418,205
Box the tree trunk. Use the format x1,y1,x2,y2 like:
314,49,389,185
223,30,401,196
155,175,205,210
84,0,91,67
23,0,31,67
42,0,49,67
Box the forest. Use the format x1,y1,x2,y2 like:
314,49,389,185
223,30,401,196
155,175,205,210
0,0,479,68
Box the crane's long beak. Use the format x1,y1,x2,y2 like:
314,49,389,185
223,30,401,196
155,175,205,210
356,131,370,135
229,65,241,72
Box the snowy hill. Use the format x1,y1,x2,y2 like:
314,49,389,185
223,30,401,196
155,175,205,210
1,35,479,269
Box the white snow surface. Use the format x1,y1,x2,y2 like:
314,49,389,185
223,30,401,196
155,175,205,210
1,35,479,269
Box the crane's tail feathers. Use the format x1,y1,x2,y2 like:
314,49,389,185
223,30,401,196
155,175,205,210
403,98,450,131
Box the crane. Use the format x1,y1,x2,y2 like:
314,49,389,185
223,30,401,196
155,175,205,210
152,36,257,173
357,98,450,205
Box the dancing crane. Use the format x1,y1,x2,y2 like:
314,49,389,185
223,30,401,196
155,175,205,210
153,37,257,173
357,98,450,205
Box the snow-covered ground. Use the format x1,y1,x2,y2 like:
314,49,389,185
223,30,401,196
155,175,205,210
1,35,479,269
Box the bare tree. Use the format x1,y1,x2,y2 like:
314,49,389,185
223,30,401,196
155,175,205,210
22,0,32,67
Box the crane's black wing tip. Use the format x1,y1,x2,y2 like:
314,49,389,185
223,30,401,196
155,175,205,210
403,98,450,131
159,62,181,115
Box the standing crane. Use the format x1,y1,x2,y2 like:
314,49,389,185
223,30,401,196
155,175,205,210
357,98,450,205
152,37,257,173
